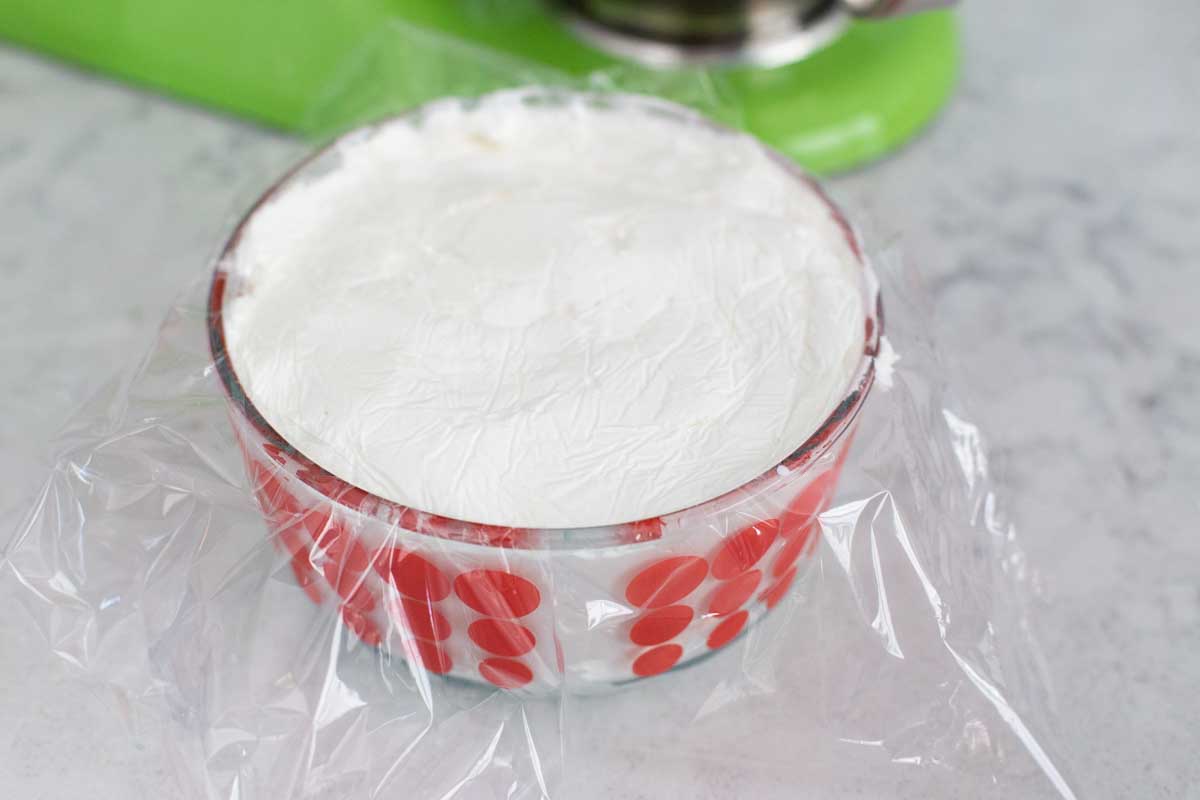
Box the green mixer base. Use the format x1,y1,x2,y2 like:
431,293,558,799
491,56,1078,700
0,1,957,174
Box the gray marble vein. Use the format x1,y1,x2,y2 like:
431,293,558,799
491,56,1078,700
1,0,1198,797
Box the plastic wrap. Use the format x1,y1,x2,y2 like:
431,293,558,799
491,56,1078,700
2,22,1077,800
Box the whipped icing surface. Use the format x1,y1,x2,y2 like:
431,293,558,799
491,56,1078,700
223,91,865,528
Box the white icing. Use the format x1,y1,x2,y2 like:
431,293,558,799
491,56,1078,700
223,90,865,529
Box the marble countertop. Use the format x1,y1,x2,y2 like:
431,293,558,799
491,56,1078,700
2,1,1197,797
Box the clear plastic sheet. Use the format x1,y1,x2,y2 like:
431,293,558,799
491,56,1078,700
2,21,1078,800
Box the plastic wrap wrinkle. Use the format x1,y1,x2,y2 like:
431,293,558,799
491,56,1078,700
2,24,1079,800
223,90,865,530
4,252,1079,797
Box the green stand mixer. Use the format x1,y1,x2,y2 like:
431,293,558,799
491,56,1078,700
0,0,958,173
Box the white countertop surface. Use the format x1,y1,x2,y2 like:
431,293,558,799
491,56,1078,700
2,1,1198,797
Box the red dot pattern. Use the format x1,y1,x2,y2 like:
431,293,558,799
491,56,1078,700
707,610,748,650
707,570,762,617
632,644,683,677
479,657,534,689
780,471,834,538
453,570,542,688
244,432,843,689
454,570,541,618
399,597,451,641
383,549,451,603
772,521,817,578
630,605,694,646
625,556,708,608
711,520,779,580
617,475,835,677
249,462,280,506
469,618,536,657
760,566,799,610
251,455,455,660
246,455,468,665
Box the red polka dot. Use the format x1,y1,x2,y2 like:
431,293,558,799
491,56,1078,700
398,597,451,641
711,520,779,580
340,581,377,615
468,618,536,657
772,521,817,578
380,549,451,602
707,570,762,617
780,472,835,538
629,605,693,646
625,556,708,609
632,644,683,677
342,608,382,647
370,548,390,577
290,552,324,605
479,658,533,689
412,638,453,674
707,610,748,649
454,570,541,618
760,566,798,609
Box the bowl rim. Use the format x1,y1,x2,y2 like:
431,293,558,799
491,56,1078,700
206,89,882,547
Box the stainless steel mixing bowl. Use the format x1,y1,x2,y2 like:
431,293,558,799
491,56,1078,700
552,0,950,67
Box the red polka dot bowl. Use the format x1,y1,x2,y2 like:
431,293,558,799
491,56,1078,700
206,94,881,693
